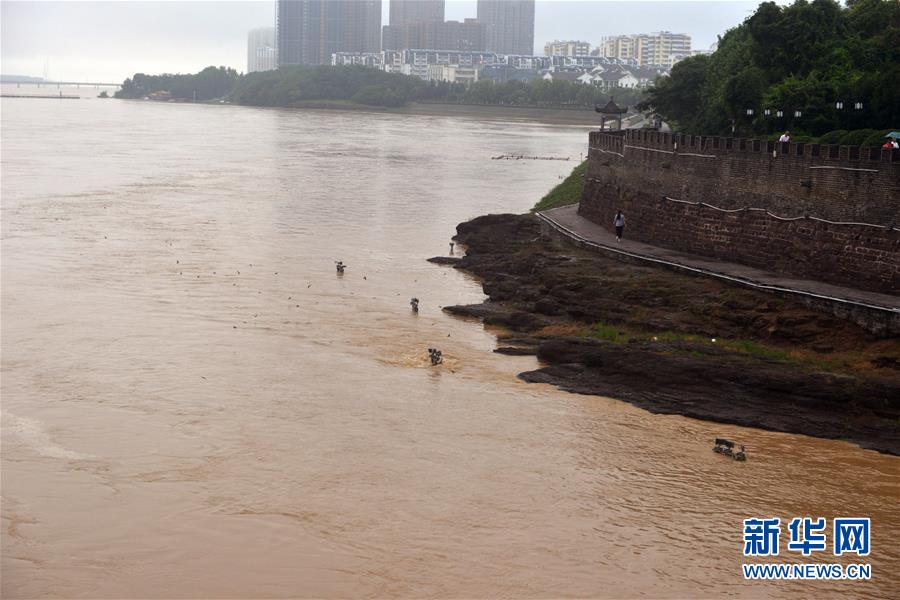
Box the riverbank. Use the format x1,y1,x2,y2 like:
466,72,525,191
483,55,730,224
272,101,602,126
433,213,900,455
401,103,601,126
213,98,598,126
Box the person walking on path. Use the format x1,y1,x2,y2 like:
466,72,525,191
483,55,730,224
778,131,790,142
614,210,626,242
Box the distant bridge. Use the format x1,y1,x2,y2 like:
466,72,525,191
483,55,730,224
2,80,121,88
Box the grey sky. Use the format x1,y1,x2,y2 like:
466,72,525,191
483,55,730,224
2,1,765,82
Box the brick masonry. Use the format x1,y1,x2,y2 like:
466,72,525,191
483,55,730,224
579,130,900,295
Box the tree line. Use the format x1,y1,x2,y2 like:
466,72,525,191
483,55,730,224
640,0,899,139
115,64,644,110
115,66,240,102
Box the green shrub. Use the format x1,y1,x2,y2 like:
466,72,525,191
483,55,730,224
838,129,878,146
589,321,630,343
817,130,848,145
532,161,587,212
862,129,897,147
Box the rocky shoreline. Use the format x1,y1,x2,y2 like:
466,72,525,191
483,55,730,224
431,213,900,455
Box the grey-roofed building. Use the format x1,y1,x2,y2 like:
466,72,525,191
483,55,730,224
479,65,539,82
541,70,583,83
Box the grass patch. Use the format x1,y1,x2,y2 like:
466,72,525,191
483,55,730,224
587,323,797,362
532,160,587,212
653,330,790,361
535,322,590,337
723,339,792,362
589,321,631,343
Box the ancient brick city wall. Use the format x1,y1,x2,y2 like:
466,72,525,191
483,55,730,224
578,130,900,295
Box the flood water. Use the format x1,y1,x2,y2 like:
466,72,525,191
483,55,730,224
2,98,898,598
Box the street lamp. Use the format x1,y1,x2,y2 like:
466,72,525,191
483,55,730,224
835,99,864,131
836,100,864,110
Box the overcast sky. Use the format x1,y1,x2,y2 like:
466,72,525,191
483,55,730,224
2,1,766,82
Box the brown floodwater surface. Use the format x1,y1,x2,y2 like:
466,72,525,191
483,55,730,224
1,98,898,599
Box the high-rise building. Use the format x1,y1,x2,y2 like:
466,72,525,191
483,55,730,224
389,0,444,26
277,0,381,66
599,32,691,67
477,0,535,55
383,19,486,52
637,31,691,67
598,35,637,62
543,40,591,57
248,27,277,72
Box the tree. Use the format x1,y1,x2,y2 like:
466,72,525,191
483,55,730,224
639,55,709,131
640,0,899,136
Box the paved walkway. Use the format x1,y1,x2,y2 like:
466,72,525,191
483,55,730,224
538,204,900,312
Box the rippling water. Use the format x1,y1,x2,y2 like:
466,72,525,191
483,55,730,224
2,98,898,598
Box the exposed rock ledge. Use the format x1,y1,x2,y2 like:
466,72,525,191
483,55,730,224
431,213,900,455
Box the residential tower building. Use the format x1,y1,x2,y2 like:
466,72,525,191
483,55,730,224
476,0,535,55
599,31,691,67
277,0,381,66
389,0,444,26
247,27,277,72
544,40,591,57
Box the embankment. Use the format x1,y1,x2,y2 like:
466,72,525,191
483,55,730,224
580,130,900,294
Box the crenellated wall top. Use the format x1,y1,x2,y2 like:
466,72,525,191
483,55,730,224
588,129,900,163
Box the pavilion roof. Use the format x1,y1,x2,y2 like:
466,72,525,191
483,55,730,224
595,97,627,115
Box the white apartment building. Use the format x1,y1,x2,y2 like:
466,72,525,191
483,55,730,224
543,40,591,57
327,50,652,85
332,52,385,69
253,46,278,72
599,32,691,67
599,35,637,62
426,64,480,83
247,27,276,73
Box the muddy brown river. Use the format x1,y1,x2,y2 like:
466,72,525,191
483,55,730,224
2,98,898,598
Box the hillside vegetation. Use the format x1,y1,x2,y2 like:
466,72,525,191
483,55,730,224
115,66,239,101
115,64,644,110
641,0,899,137
532,161,587,212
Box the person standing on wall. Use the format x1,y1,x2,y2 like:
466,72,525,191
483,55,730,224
614,210,626,242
